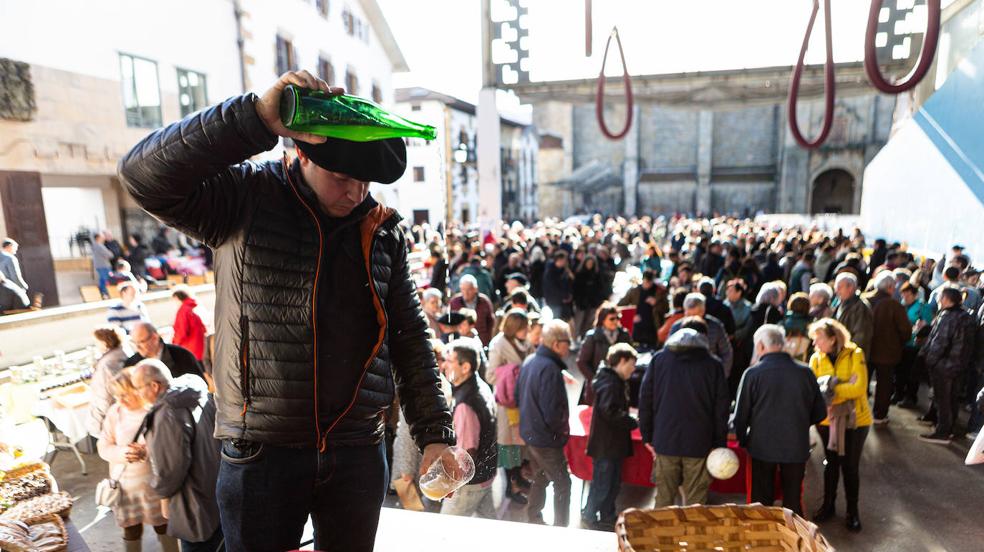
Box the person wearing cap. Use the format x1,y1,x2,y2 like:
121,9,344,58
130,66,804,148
118,70,454,552
504,271,528,293
495,252,527,298
437,311,469,343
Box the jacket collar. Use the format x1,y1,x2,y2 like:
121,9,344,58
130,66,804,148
760,351,793,363
535,345,566,369
664,328,710,352
451,373,479,396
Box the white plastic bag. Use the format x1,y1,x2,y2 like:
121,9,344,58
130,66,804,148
966,430,984,465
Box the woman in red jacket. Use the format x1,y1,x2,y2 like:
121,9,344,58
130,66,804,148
171,286,206,360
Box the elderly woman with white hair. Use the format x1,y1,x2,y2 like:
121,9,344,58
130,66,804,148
420,287,444,337
449,274,497,345
864,271,912,423
809,283,835,320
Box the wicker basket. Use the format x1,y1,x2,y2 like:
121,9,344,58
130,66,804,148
27,513,67,552
616,504,834,552
1,492,74,525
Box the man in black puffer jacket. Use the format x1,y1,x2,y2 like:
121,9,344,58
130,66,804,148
118,70,455,552
919,285,976,444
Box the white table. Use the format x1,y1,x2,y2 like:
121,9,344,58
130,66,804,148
32,393,91,475
370,508,615,552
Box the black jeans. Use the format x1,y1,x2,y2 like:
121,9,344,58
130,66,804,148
896,346,922,403
583,457,623,524
815,425,869,516
216,440,388,552
871,362,896,419
749,458,805,517
930,367,961,436
180,527,225,552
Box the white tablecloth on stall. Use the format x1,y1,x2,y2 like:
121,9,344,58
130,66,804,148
31,396,90,444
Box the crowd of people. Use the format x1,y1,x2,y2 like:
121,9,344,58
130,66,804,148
396,213,984,533
27,71,982,551
0,225,210,316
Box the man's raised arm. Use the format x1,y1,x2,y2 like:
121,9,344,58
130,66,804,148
117,71,340,247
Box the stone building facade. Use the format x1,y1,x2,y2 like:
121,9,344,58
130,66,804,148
0,0,407,305
513,63,897,219
384,87,538,227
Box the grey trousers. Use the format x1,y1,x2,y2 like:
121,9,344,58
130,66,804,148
526,445,572,526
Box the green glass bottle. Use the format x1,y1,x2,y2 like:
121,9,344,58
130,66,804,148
279,84,437,142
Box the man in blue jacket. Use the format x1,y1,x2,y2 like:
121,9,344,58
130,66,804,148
517,319,573,526
732,325,826,516
639,317,729,507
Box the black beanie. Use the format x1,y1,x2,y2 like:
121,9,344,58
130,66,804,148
296,136,407,184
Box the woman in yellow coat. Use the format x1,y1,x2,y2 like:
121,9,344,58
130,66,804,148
808,318,871,533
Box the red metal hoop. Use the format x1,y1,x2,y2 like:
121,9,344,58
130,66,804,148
787,0,836,150
864,0,941,94
595,27,634,141
585,0,592,57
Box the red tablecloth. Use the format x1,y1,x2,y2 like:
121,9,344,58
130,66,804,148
564,405,748,496
618,307,636,334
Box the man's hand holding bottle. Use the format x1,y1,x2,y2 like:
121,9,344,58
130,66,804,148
255,70,345,145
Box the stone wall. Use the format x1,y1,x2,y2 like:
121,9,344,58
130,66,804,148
638,181,697,214
710,182,775,216
711,106,777,167
573,104,625,168
639,107,698,169
0,64,180,176
536,90,895,217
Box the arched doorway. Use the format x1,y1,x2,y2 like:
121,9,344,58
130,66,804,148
811,169,856,214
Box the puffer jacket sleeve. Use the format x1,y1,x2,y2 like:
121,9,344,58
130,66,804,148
386,227,456,451
118,94,278,248
921,312,953,369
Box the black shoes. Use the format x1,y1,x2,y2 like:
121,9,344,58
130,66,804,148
813,504,835,523
846,513,862,532
918,431,952,444
897,398,919,409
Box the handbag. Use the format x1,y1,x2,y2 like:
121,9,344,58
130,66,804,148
95,466,124,509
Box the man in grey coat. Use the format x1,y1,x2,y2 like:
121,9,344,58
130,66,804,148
130,359,222,551
670,293,733,378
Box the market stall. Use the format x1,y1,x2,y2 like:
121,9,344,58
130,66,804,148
0,456,88,551
1,350,98,476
